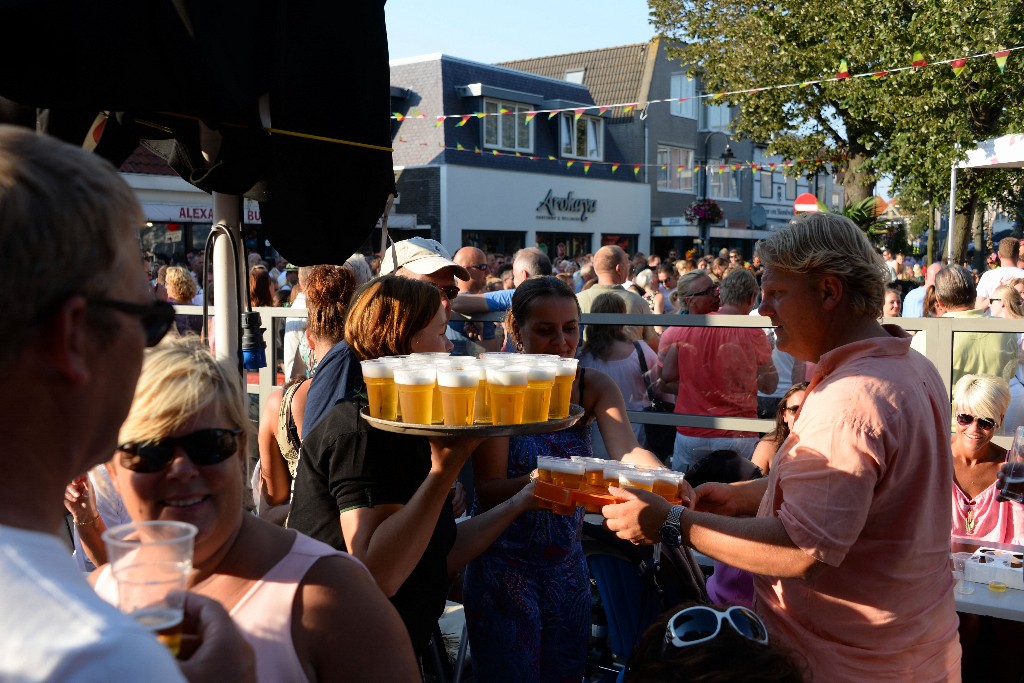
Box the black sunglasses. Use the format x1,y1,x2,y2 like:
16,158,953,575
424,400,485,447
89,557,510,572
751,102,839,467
118,428,242,473
433,284,460,301
686,285,719,298
91,298,176,347
468,263,488,271
956,413,996,431
664,605,769,649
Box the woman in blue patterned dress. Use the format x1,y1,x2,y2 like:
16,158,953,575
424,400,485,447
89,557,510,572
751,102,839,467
463,276,667,682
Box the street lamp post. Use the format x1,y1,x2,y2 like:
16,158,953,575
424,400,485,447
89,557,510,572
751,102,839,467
699,131,733,254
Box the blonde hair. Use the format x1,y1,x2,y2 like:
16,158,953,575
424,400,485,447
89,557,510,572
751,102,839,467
118,338,249,448
991,284,1024,319
165,265,198,303
953,374,1010,426
755,213,886,319
0,126,142,367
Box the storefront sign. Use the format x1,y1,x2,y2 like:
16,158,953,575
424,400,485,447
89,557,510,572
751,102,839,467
535,189,596,222
141,201,263,224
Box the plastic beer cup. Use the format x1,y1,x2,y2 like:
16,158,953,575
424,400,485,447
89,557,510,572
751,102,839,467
437,368,479,426
523,363,557,423
653,470,685,501
360,360,398,421
618,469,657,492
550,358,578,419
393,367,436,424
486,365,528,425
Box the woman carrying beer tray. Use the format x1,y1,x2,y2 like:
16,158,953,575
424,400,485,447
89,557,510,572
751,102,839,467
287,275,540,662
464,276,672,682
89,338,419,682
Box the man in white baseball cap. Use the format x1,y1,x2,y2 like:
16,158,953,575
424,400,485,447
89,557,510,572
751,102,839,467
380,236,470,321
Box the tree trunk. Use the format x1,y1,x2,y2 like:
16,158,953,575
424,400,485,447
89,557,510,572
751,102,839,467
971,200,986,272
842,151,875,208
948,196,975,265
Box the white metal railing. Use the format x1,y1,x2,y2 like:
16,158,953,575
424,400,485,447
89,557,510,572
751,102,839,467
177,304,1024,447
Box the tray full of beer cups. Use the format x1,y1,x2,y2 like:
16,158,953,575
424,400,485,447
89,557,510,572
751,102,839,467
359,352,583,436
532,456,687,515
962,547,1024,591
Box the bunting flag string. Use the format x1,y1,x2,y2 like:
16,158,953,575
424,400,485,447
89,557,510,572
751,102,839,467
393,45,1022,124
391,135,847,177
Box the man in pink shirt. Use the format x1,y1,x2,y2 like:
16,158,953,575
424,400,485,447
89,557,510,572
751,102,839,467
604,213,960,681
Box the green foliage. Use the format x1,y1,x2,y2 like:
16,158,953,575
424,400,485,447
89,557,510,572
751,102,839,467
648,0,1024,257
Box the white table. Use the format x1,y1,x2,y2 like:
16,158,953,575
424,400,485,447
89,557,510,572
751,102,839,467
952,536,1024,622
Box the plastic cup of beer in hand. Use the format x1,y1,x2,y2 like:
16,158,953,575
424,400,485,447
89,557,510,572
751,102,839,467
951,552,975,595
437,367,479,426
548,459,586,515
393,366,437,425
998,426,1024,503
523,363,557,423
361,360,398,421
549,358,578,419
486,365,528,425
653,470,685,502
619,469,657,492
102,521,197,655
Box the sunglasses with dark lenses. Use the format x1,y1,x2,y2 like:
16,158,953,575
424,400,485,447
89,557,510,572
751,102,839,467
468,263,489,271
664,605,769,649
956,413,997,431
118,428,242,473
435,284,460,301
687,285,719,298
91,298,177,347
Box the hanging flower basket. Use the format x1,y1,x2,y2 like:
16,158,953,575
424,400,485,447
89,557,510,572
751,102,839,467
685,199,723,224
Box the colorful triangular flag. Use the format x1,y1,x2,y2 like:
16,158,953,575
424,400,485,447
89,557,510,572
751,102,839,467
573,108,585,123
995,50,1010,72
393,112,405,121
457,115,471,127
623,104,636,115
525,111,537,124
435,116,446,127
548,155,557,161
951,58,967,77
633,165,641,177
912,51,927,68
871,71,889,80
473,146,481,155
611,163,620,173
583,162,591,175
837,59,850,80
566,161,575,169
456,143,465,151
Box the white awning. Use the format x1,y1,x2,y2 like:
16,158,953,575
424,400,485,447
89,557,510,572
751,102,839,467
958,133,1024,169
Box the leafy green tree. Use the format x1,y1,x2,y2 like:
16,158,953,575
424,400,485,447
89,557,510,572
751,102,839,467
649,0,1024,263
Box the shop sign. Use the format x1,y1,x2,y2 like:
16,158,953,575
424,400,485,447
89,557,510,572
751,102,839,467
535,189,596,222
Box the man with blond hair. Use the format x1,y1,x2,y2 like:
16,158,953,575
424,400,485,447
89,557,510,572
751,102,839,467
976,236,1024,309
0,126,254,681
605,213,960,681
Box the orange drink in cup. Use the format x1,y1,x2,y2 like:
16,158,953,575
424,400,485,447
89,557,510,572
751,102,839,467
618,469,657,492
653,470,685,502
549,358,578,419
437,367,479,426
360,360,398,421
393,366,436,425
523,363,557,423
486,365,528,425
547,459,586,515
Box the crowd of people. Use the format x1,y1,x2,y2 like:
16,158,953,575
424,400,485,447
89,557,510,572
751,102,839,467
7,124,1024,683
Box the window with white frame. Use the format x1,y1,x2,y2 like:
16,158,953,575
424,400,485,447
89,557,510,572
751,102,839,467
709,169,740,201
670,73,697,119
657,145,695,193
564,69,585,84
482,98,533,153
760,171,773,198
560,113,603,160
701,100,732,132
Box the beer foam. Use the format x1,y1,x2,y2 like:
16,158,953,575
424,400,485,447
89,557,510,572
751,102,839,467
393,368,436,385
545,459,586,475
360,361,394,379
526,364,557,382
554,358,579,377
486,365,528,386
437,369,479,388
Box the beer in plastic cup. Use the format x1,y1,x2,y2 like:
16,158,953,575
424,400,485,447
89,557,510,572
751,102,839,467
618,469,657,492
549,459,586,490
549,358,578,419
486,365,528,425
413,355,451,424
523,363,557,423
102,521,197,655
535,455,559,483
393,367,436,424
437,368,479,426
361,360,398,421
653,470,685,500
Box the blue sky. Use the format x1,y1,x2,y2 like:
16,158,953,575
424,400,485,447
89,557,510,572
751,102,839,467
385,0,656,63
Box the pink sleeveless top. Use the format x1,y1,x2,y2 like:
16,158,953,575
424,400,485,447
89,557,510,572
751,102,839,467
95,532,362,682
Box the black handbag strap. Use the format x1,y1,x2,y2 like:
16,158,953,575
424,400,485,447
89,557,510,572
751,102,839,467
634,341,659,405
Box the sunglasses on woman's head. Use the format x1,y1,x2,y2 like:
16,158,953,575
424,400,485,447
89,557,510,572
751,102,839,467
664,605,769,649
118,428,242,473
955,413,996,431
